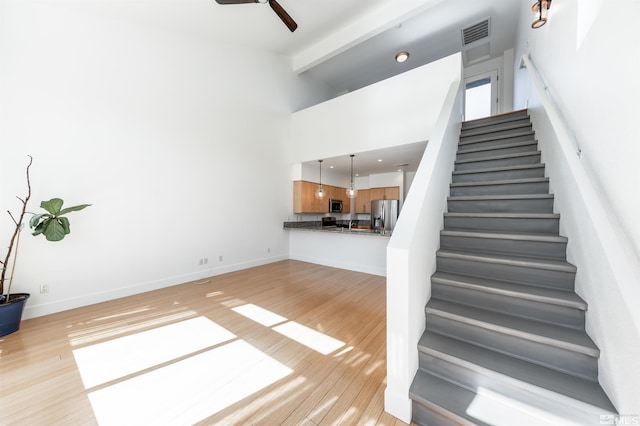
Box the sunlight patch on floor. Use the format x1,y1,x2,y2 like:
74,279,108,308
333,346,354,357
68,310,198,346
232,303,345,355
89,307,153,322
214,376,309,425
87,339,293,425
273,321,345,355
466,387,578,426
73,316,236,388
232,303,287,327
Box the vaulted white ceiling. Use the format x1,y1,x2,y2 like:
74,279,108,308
59,0,523,176
64,0,521,93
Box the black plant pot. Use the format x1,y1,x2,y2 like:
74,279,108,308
0,293,30,337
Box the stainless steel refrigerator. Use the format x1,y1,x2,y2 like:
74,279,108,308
371,199,399,234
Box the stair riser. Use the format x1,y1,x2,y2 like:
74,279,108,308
456,143,538,161
450,181,549,197
411,400,466,426
460,126,533,144
444,216,560,234
455,154,541,172
440,235,566,260
461,118,533,136
458,134,536,151
452,166,546,183
447,197,554,214
431,284,585,329
426,314,598,380
462,111,529,130
416,352,604,423
436,256,575,290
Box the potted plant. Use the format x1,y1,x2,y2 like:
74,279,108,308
0,156,90,337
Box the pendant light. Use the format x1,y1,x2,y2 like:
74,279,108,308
315,160,325,199
346,154,358,199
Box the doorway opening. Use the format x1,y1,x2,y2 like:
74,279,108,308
464,70,498,121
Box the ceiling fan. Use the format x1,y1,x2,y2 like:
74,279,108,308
214,0,298,32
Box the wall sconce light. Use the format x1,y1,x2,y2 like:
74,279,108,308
315,160,325,199
531,0,551,29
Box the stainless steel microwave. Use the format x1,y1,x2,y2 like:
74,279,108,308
329,199,343,213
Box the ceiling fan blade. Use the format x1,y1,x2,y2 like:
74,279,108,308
214,0,255,4
269,0,297,32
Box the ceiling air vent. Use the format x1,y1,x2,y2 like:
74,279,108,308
462,18,490,46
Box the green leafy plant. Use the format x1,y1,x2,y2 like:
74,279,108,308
1,156,90,302
29,198,91,242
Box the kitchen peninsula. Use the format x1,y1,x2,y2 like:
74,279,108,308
284,218,391,277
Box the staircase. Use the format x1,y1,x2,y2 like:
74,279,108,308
409,110,617,425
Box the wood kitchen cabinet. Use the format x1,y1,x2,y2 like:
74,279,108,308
293,181,350,214
354,189,371,214
293,180,325,213
370,186,400,201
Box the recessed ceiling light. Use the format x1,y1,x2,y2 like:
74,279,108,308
377,159,383,162
395,51,410,63
329,165,334,169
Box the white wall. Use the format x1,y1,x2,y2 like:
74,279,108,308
0,1,328,318
513,0,640,412
298,162,350,188
291,54,463,164
513,0,640,261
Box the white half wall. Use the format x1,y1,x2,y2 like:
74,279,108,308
291,53,464,165
384,70,463,422
288,230,389,277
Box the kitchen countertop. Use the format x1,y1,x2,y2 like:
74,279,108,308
283,221,392,237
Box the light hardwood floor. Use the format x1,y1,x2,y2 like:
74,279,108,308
0,260,410,426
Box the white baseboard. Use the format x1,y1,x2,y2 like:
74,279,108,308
22,255,288,319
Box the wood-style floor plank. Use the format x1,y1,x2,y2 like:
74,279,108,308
0,260,411,426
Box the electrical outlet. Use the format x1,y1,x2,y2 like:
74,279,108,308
198,258,203,266
203,257,208,265
219,255,223,262
267,247,271,253
40,284,49,294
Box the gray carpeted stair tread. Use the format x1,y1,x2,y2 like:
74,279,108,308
444,212,560,219
440,229,567,243
450,177,549,188
431,271,586,309
448,193,553,201
461,109,529,130
452,163,545,176
426,299,599,356
410,370,493,426
457,140,537,155
458,130,535,146
436,249,576,272
455,151,541,165
417,331,616,412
